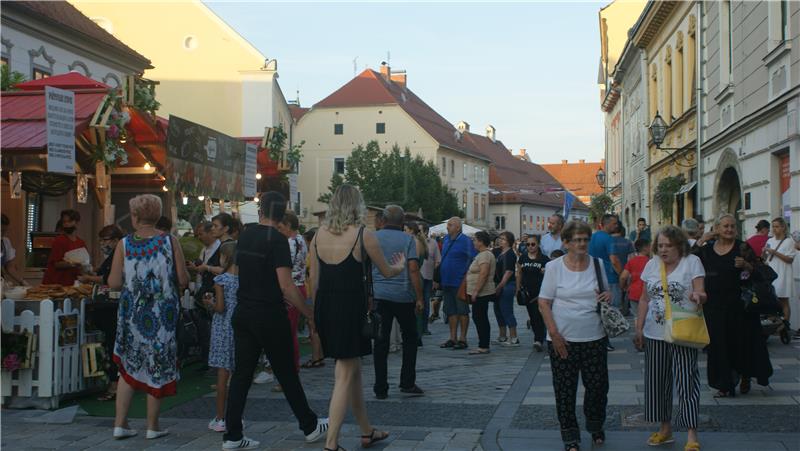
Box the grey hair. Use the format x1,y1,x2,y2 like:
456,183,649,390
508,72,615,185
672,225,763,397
447,216,463,228
323,184,365,234
383,205,405,226
681,218,700,238
714,213,736,227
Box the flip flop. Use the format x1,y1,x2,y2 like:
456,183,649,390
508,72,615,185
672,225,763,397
97,391,116,401
361,429,389,448
300,358,325,369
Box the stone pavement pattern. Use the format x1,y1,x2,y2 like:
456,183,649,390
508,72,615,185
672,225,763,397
3,303,800,450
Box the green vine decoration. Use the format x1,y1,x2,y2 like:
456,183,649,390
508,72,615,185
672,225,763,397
267,124,304,170
91,90,129,169
653,174,685,222
132,79,160,115
589,192,614,225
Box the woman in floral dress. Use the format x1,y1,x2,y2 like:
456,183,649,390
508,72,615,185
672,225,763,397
108,195,188,440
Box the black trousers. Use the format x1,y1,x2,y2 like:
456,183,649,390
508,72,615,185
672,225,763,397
224,303,317,442
471,295,494,349
548,338,609,444
525,301,546,344
373,300,418,394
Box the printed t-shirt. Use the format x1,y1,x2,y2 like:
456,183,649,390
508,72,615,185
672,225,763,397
640,255,705,340
518,253,550,298
538,256,607,342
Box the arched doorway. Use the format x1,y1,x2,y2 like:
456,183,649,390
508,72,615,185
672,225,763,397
715,166,743,236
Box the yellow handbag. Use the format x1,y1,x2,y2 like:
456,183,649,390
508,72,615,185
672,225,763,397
662,262,710,349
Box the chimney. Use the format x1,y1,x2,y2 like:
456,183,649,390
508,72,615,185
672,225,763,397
390,71,407,89
457,121,470,133
519,148,527,156
579,159,585,164
486,125,496,142
561,159,568,164
380,61,391,81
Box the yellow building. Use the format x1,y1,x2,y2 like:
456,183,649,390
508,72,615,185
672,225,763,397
632,1,699,225
294,64,491,227
70,0,291,139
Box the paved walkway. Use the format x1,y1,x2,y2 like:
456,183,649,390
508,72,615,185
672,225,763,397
3,303,800,450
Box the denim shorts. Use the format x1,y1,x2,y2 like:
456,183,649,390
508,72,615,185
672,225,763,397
442,286,470,316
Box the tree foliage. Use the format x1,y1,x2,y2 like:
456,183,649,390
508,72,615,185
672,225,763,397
653,174,685,223
1,65,26,92
588,192,614,225
318,141,460,222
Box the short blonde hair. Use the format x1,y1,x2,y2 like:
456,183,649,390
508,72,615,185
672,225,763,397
129,194,162,225
323,184,365,234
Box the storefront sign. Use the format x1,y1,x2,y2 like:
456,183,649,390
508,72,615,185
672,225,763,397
165,115,246,200
244,143,257,198
45,87,75,174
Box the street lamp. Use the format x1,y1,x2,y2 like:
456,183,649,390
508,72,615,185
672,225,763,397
595,168,606,187
649,111,668,148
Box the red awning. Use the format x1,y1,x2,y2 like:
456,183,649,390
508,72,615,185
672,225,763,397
14,72,110,91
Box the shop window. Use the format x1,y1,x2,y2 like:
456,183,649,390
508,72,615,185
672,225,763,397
334,157,345,175
376,122,385,134
334,123,343,135
32,66,50,80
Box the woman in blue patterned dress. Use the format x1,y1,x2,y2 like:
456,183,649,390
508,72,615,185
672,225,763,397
205,241,238,433
108,194,188,440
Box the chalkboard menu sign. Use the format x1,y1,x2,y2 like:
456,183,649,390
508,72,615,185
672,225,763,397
165,115,246,200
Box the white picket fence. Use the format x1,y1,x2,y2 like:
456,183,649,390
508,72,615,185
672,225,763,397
1,298,86,409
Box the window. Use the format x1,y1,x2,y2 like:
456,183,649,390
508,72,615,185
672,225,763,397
32,67,50,80
649,64,658,121
450,159,455,177
481,167,486,184
294,192,301,215
334,157,345,175
473,165,478,183
663,47,672,122
675,35,684,115
442,157,446,175
781,0,789,41
494,215,506,230
461,191,468,213
334,123,343,135
462,162,467,180
687,20,697,106
720,0,733,84
376,122,385,134
768,1,790,49
473,193,479,221
480,194,486,220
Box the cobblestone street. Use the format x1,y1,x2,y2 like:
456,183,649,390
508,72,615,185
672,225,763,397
4,304,800,450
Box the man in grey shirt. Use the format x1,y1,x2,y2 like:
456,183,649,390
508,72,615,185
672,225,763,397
372,205,425,399
541,214,566,258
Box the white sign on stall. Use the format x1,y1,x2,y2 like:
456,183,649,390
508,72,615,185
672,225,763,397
243,143,257,198
45,86,75,174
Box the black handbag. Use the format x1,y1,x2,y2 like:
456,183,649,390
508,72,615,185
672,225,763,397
359,226,383,340
742,263,781,314
433,233,460,284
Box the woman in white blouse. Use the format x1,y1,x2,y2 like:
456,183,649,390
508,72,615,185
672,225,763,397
762,217,797,330
538,221,611,451
634,225,706,451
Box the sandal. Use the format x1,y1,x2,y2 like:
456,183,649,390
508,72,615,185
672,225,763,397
323,446,346,451
647,431,675,446
713,389,734,398
97,391,116,401
564,442,580,451
361,429,389,448
684,441,701,451
440,339,456,348
591,431,605,445
468,348,490,355
453,340,468,350
300,358,325,369
739,378,751,394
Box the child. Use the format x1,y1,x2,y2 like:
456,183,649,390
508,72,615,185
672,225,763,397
620,239,651,314
205,241,238,432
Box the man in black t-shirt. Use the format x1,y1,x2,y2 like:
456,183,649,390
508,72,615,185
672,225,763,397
223,192,328,450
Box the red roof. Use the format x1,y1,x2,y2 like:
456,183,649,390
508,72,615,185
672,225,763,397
540,160,605,199
288,104,309,122
15,72,110,91
314,69,489,162
4,1,151,69
460,132,588,210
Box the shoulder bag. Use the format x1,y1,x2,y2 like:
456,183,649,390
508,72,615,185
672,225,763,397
433,233,460,284
768,238,787,262
359,226,382,340
662,261,709,348
456,259,473,304
594,257,629,338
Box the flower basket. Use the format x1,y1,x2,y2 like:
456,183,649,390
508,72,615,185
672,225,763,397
1,330,35,371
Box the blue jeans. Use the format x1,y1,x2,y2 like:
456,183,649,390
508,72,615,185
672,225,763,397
494,284,518,328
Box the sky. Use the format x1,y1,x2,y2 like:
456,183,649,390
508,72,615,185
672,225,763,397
206,1,607,164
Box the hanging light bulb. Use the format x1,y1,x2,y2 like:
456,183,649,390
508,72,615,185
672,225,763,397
254,196,259,202
162,186,168,192
119,131,128,144
198,195,205,201
255,173,262,180
143,162,152,171
182,195,189,205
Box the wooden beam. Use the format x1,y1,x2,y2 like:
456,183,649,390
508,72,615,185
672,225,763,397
111,167,156,175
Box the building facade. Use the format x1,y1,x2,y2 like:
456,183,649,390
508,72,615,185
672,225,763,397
294,65,491,227
540,159,604,207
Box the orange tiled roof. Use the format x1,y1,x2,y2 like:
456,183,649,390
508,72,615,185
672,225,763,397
540,160,605,199
288,104,309,122
313,69,489,162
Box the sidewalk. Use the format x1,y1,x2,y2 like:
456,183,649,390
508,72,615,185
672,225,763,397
3,303,799,450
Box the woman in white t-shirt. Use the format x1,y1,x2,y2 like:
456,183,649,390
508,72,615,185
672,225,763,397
762,218,797,328
538,221,611,451
634,225,706,451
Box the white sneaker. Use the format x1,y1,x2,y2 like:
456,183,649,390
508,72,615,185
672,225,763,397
146,429,169,439
112,426,137,440
495,336,508,344
253,371,273,384
304,417,329,443
208,417,226,432
222,437,260,450
502,337,520,347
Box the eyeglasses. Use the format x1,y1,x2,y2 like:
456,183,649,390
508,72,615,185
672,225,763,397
569,238,590,243
526,242,537,246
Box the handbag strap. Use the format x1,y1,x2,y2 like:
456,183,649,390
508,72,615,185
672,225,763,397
441,232,461,262
769,238,787,262
593,257,605,293
660,261,672,321
358,226,373,310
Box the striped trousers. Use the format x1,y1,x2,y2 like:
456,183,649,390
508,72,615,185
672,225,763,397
644,338,700,429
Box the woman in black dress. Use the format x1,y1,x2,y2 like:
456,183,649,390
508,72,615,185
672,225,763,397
696,214,772,397
516,234,549,351
309,184,405,451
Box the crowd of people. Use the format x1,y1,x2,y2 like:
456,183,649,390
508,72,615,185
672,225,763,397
36,182,798,451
